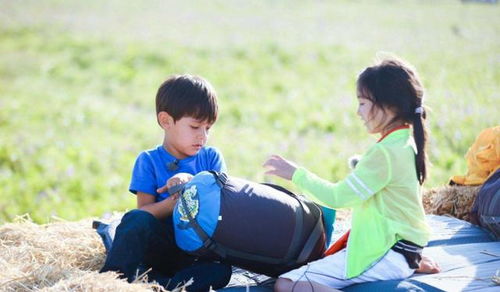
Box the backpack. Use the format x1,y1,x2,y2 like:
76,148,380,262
470,168,500,239
171,171,326,277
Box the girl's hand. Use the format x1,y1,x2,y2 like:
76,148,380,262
263,154,298,181
416,255,441,274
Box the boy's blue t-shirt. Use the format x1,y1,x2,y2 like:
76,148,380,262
129,145,226,202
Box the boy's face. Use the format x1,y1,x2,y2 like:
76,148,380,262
160,113,213,159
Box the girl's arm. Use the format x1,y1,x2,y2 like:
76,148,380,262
264,144,391,209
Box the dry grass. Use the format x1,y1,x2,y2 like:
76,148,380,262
422,185,481,222
0,215,166,292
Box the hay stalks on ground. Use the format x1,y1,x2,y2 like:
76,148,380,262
38,271,167,292
0,214,166,292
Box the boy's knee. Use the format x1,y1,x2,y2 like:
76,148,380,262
274,278,293,292
122,209,156,225
116,209,159,236
198,262,232,290
212,263,232,288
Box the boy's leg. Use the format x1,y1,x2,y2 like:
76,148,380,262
152,260,231,291
143,217,232,291
143,214,195,275
100,209,179,281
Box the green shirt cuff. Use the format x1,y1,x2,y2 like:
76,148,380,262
292,167,307,186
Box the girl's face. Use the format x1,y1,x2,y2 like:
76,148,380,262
357,91,396,135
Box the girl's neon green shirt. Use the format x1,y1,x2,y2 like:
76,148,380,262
292,128,430,278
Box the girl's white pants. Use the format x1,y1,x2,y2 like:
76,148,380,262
280,248,415,289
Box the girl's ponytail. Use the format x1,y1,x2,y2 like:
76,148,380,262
412,106,427,185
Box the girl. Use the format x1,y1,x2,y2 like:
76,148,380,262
264,57,437,291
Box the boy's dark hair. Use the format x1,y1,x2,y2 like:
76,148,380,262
156,74,218,124
357,57,428,185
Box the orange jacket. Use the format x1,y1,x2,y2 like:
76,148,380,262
450,126,500,185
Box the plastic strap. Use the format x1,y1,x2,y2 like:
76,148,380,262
208,170,228,187
296,203,324,264
285,197,304,262
211,242,286,265
261,183,297,197
168,183,187,196
261,183,304,261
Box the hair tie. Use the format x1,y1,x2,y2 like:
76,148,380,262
415,106,424,114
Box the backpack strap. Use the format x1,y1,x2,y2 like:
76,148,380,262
208,171,228,188
284,197,304,262
260,183,324,265
296,202,324,264
210,243,288,265
261,183,304,262
261,183,297,197
167,183,187,196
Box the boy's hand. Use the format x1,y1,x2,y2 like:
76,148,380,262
168,193,180,201
263,154,298,181
156,173,194,194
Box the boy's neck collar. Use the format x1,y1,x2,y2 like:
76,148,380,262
377,125,410,142
160,144,187,160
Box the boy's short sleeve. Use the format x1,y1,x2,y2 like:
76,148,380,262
207,147,227,172
129,152,157,195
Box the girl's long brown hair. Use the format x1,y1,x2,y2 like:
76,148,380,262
357,57,428,184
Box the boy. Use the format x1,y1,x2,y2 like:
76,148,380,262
100,75,231,291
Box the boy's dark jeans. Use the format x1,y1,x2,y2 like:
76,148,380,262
99,209,231,291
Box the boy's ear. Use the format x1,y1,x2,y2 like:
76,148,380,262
158,112,174,129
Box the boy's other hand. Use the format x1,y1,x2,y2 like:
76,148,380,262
169,193,180,201
263,155,297,181
157,173,194,194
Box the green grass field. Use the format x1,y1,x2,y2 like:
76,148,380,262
1,0,499,223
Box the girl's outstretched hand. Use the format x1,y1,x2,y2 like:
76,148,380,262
263,154,298,181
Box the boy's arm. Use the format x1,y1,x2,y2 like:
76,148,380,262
137,173,193,219
138,192,178,219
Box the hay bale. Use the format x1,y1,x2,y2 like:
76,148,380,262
423,185,481,222
0,215,167,292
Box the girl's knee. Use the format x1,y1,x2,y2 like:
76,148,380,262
274,278,293,292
